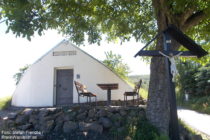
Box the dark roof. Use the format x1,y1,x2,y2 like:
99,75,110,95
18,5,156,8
164,25,208,58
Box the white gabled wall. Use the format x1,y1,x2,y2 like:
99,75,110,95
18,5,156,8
12,40,133,107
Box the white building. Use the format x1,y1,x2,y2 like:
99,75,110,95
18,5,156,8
12,40,132,107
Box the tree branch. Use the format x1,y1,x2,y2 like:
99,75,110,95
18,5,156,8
152,0,169,31
182,11,206,31
178,8,195,26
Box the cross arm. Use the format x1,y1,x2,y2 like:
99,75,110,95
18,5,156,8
134,50,197,57
165,25,208,58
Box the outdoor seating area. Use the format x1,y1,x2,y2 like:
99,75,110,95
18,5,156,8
74,80,144,107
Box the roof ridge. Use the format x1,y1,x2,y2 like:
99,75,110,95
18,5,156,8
33,39,66,65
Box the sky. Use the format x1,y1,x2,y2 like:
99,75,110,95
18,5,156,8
0,23,150,98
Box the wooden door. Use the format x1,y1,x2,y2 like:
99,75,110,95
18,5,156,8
56,69,73,106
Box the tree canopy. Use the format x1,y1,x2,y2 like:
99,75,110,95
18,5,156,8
1,0,208,45
1,0,209,62
0,0,154,43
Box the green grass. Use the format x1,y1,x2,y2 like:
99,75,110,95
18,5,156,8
140,88,148,100
177,95,210,114
0,96,11,110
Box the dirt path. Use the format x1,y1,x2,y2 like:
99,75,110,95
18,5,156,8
178,108,210,137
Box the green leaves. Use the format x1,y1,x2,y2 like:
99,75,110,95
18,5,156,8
0,0,209,58
195,64,210,96
103,51,130,80
1,0,48,40
177,60,210,96
13,64,30,85
0,0,155,44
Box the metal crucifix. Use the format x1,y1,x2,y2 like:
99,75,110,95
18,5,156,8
135,25,208,140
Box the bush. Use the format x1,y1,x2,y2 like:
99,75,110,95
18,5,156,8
176,61,210,97
130,118,169,140
133,120,159,140
108,110,169,140
195,64,210,96
0,96,11,110
13,65,29,85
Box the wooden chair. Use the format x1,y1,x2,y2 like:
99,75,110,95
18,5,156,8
124,79,142,106
74,81,97,105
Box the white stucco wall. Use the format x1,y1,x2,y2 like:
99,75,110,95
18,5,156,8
12,40,133,107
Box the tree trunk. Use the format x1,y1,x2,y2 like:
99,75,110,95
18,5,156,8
146,0,174,135
144,0,206,135
146,43,170,135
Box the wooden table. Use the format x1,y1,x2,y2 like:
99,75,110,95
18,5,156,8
97,83,118,106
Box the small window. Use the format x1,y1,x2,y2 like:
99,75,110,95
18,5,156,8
76,74,80,79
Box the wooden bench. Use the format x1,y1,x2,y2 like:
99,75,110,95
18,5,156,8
124,79,142,106
74,81,97,105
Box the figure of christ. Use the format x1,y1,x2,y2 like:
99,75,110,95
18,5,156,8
159,51,183,82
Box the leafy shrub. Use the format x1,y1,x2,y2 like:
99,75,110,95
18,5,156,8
0,96,11,110
133,119,159,140
195,64,210,96
176,61,210,97
13,65,29,85
131,118,169,140
108,111,168,140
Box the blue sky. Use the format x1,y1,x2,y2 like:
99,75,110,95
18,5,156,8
0,23,150,98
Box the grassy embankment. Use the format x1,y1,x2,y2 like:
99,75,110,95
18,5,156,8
177,94,210,115
0,96,11,110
